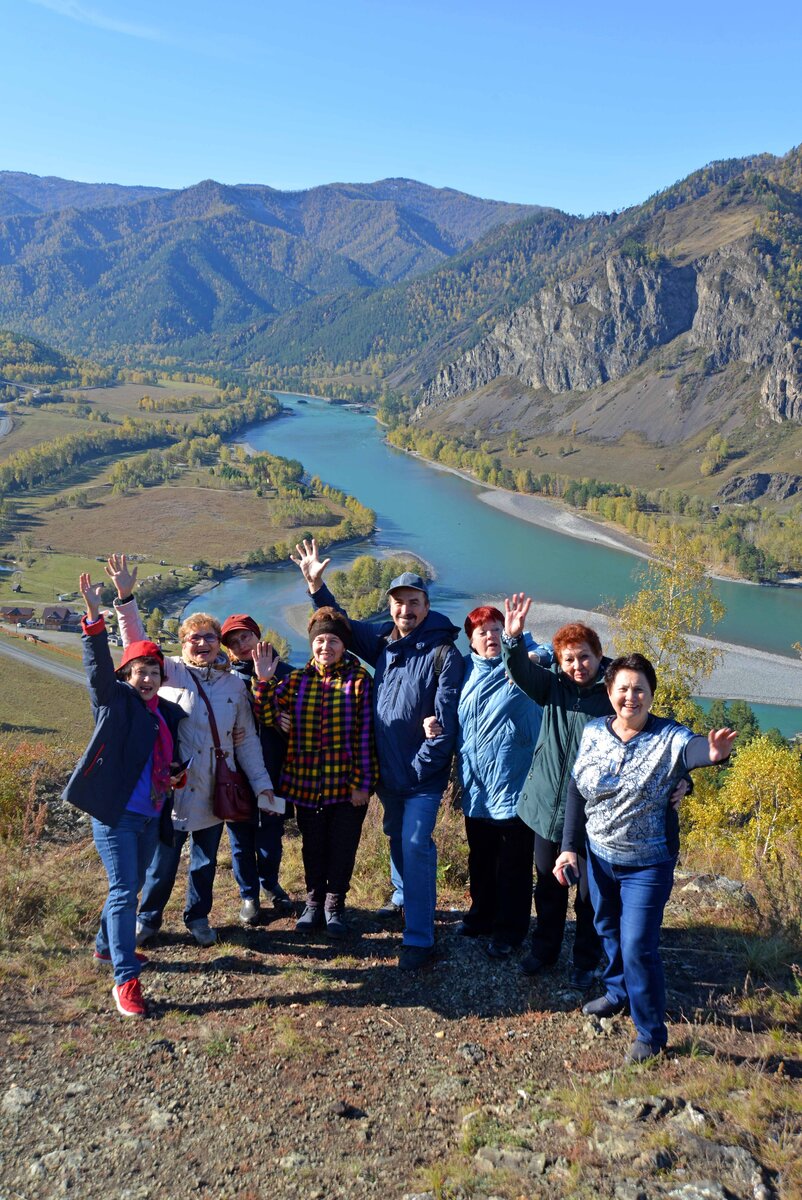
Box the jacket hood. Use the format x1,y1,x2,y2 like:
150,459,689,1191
182,652,231,680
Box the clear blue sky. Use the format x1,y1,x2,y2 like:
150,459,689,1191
4,0,802,215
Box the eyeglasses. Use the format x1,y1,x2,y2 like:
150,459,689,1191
185,632,219,645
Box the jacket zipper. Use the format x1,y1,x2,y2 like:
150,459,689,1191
548,696,580,842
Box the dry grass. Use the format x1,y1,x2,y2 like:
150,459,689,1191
21,484,306,565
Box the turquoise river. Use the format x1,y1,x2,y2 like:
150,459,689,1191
187,395,802,736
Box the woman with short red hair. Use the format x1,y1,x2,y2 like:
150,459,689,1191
503,595,609,988
426,605,551,958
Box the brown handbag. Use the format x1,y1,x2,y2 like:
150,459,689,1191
192,674,255,823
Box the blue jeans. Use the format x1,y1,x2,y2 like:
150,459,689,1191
226,813,286,900
587,849,675,1049
93,811,160,984
138,823,224,931
380,787,442,948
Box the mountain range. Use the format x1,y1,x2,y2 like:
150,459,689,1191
1,153,802,453
0,172,540,354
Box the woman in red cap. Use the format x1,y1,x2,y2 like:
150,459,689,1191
62,572,187,1018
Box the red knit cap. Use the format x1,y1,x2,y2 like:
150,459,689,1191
119,640,164,671
220,613,261,645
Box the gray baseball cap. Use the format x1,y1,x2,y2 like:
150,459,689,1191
387,572,429,597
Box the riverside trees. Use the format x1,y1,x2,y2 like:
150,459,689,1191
613,528,723,727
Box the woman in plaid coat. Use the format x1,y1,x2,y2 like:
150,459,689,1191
253,607,378,939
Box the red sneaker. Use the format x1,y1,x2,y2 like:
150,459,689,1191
93,950,149,967
112,978,147,1018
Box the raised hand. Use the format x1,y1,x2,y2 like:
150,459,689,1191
253,640,279,682
708,727,737,763
79,572,104,621
289,537,331,593
504,593,532,639
104,553,137,599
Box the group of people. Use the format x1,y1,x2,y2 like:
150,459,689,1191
64,542,736,1064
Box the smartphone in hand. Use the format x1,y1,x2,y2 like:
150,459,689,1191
562,863,579,887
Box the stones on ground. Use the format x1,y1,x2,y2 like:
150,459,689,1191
459,1042,486,1064
148,1107,175,1131
475,1145,547,1174
2,1085,37,1114
279,1151,309,1170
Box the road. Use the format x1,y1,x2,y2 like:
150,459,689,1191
0,634,86,686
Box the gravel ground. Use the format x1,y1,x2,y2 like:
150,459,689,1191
2,862,799,1200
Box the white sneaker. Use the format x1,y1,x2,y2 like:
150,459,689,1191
187,919,217,947
135,921,157,948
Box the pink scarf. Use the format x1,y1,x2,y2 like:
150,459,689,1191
145,695,173,801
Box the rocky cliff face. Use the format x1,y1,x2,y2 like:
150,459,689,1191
718,472,802,502
418,242,802,425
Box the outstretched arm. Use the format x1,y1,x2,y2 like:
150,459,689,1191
504,592,532,639
80,572,104,624
684,728,737,769
502,594,553,705
105,552,137,600
290,537,331,595
78,573,115,708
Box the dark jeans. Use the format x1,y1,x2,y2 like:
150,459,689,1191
587,849,675,1049
226,812,286,900
530,832,601,970
138,823,224,931
295,802,367,911
463,814,534,945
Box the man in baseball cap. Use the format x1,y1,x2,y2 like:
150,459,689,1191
291,539,461,970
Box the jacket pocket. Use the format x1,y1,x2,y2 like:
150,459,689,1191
82,743,105,777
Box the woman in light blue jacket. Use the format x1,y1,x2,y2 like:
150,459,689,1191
428,605,550,960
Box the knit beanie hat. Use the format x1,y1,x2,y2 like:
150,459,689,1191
220,613,261,645
307,606,352,649
118,640,164,674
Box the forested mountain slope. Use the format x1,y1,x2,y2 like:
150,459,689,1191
0,175,540,355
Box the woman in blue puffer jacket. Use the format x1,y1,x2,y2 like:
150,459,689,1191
427,605,551,960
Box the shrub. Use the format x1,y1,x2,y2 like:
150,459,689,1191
0,738,73,845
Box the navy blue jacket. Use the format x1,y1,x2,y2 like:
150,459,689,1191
62,621,185,833
311,582,461,795
229,654,292,817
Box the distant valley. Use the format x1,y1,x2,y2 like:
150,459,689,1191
1,155,802,571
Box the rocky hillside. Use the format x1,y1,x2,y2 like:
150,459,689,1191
417,155,802,431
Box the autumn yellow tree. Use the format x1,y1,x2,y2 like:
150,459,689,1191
613,528,724,726
684,737,802,872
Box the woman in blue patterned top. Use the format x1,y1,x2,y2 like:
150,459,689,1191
555,653,736,1064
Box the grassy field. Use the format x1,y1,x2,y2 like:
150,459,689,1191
0,407,96,456
1,480,350,607
0,379,230,458
0,650,91,742
73,378,224,423
1,376,357,607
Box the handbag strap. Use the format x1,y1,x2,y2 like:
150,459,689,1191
190,671,227,761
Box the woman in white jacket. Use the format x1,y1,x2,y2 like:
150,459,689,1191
107,555,273,946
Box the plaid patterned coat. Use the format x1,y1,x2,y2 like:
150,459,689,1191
253,652,378,807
